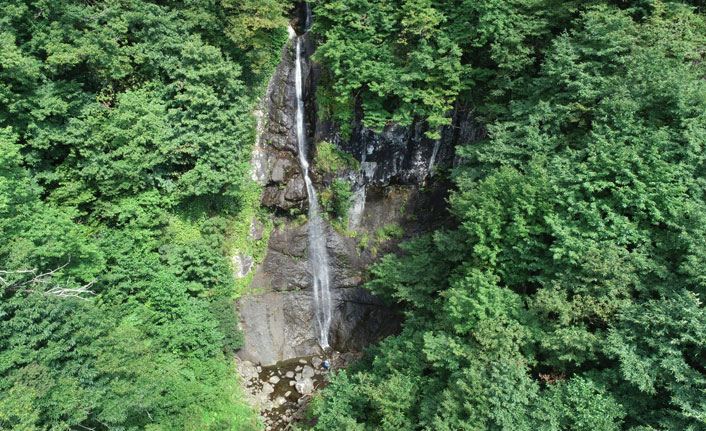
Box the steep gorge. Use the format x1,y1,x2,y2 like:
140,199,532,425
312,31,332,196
235,3,485,370
228,10,486,427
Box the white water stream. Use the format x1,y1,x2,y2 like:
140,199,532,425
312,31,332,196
291,25,333,349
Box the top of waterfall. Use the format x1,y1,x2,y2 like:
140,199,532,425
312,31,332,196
290,2,312,37
304,2,313,32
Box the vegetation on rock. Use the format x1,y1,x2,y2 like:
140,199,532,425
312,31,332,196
314,141,359,175
321,178,354,222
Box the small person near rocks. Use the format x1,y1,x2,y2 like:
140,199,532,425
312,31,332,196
323,359,330,371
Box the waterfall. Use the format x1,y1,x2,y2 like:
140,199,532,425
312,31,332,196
428,140,442,172
291,23,333,349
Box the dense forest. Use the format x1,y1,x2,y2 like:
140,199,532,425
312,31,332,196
2,0,706,430
0,1,291,429
310,1,706,430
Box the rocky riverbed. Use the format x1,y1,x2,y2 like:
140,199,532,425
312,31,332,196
237,351,362,431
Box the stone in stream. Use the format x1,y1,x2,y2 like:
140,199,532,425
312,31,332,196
301,366,315,380
299,359,307,364
261,382,274,396
295,378,314,395
295,366,302,372
269,376,280,384
311,357,323,368
286,371,295,378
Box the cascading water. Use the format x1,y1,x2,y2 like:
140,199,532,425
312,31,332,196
290,20,333,349
428,140,442,172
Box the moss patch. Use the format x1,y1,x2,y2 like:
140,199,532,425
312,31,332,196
313,141,359,175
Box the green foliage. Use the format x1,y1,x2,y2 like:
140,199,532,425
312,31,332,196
606,291,706,428
210,297,246,354
313,0,467,137
311,0,611,137
314,141,360,175
356,232,370,253
0,0,288,429
312,3,706,430
321,178,354,221
221,0,291,82
0,294,259,431
533,377,624,431
375,224,405,242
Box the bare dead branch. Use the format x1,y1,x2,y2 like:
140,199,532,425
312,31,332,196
1,259,96,300
45,282,96,301
95,418,111,430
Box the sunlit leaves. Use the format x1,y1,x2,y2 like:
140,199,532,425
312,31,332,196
314,3,706,430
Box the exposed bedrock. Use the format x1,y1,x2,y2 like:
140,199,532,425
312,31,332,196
238,21,485,366
238,210,405,365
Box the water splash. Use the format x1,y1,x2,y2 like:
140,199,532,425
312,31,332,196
292,25,333,349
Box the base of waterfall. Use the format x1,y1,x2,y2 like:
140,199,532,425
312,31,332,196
236,215,405,366
236,352,362,431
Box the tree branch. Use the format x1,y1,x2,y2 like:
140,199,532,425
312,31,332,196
1,260,96,300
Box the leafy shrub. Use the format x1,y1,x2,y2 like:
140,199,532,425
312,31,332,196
321,178,354,221
375,224,405,242
314,141,359,175
209,297,245,354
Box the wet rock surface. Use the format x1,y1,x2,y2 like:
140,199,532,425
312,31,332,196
237,189,415,365
237,352,362,431
239,1,482,370
238,277,401,365
253,32,316,211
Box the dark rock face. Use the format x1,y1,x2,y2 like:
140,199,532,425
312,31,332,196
259,224,308,292
330,288,403,352
237,24,484,366
253,33,317,212
238,186,431,364
318,109,464,187
260,35,308,155
238,285,401,366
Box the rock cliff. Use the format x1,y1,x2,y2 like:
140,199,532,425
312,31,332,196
237,10,485,366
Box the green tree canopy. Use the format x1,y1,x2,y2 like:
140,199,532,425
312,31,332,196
312,3,706,430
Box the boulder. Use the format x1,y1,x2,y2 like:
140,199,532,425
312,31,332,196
261,382,274,396
237,360,258,381
301,366,315,380
284,177,307,201
311,357,323,368
295,378,314,395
